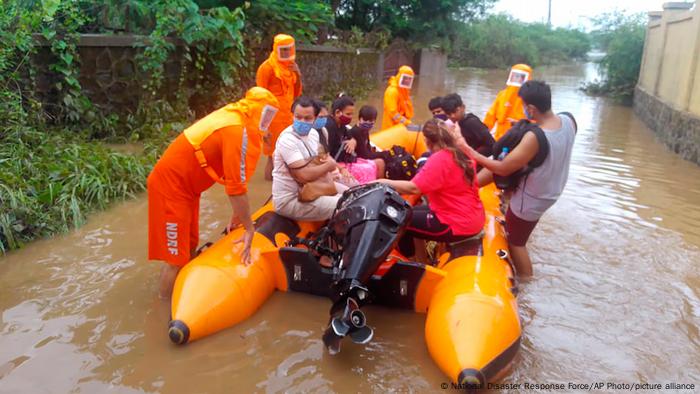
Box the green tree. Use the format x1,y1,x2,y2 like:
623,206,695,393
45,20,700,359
334,0,495,47
450,14,590,68
584,12,645,101
196,0,334,44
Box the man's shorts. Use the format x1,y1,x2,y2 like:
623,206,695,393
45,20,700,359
505,207,539,247
274,193,342,222
147,175,200,267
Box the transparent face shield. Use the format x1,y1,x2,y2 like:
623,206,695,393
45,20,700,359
506,69,529,87
259,104,278,132
276,44,295,62
398,73,414,89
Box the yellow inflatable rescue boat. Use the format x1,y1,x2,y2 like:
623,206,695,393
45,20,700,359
169,124,521,388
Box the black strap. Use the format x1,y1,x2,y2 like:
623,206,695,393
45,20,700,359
558,112,578,134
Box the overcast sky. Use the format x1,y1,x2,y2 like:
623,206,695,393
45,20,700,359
491,0,673,29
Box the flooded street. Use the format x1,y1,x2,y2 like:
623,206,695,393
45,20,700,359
2,63,700,393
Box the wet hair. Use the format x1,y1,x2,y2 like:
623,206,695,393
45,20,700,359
422,119,474,182
428,96,443,111
358,105,377,121
292,96,320,116
331,95,355,114
440,93,464,115
518,80,551,113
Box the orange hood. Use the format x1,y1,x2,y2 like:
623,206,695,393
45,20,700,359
388,65,415,120
499,64,533,120
267,34,297,82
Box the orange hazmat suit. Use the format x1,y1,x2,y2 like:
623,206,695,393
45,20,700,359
483,64,533,140
382,65,415,130
256,34,303,155
147,87,279,266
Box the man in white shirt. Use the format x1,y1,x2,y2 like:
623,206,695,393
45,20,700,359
272,96,342,221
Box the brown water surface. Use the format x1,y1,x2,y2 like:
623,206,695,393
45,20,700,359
2,63,700,393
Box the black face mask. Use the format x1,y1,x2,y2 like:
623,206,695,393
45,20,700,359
434,114,448,121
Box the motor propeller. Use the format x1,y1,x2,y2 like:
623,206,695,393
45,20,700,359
317,183,411,355
322,297,374,355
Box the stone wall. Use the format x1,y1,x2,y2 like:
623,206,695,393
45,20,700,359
31,34,383,115
635,2,700,165
32,34,184,115
290,45,381,102
31,34,444,116
634,86,700,165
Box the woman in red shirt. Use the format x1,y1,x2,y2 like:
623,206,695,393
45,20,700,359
376,119,485,258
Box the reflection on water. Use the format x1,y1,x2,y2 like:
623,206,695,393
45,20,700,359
1,63,700,392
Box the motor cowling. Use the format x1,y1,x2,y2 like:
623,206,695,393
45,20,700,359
328,183,411,300
322,183,411,354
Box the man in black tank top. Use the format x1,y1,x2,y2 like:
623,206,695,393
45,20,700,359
442,93,495,158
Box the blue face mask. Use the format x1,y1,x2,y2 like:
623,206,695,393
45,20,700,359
359,121,374,130
434,114,448,121
313,116,327,130
293,119,314,136
523,105,532,120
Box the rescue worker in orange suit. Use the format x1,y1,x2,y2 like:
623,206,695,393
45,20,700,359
483,64,533,140
147,87,280,299
382,65,415,130
256,34,303,181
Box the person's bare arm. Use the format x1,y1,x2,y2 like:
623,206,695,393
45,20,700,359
375,179,421,194
477,168,494,187
456,132,539,176
288,157,337,183
228,193,254,265
344,138,357,154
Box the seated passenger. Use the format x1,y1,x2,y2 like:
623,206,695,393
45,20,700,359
313,99,331,154
429,96,448,121
273,96,343,221
341,105,386,182
375,119,485,258
442,93,495,159
326,95,356,162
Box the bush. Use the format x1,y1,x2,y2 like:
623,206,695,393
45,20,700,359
0,0,382,253
450,14,590,68
583,12,645,102
0,94,151,253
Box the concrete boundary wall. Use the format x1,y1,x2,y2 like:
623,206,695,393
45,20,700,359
635,2,700,165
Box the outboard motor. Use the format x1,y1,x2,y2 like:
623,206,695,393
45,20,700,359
321,183,411,354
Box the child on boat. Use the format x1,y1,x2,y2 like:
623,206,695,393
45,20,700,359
339,105,386,182
429,96,448,120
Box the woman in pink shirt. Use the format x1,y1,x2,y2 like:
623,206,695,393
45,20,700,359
376,119,485,258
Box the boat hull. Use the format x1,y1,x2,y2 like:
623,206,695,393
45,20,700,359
168,124,521,385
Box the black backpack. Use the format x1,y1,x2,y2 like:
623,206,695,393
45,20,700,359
382,145,418,180
492,112,577,191
492,120,549,190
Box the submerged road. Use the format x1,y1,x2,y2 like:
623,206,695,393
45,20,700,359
1,63,699,392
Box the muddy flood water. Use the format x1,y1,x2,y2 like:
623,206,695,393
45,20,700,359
1,63,700,393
